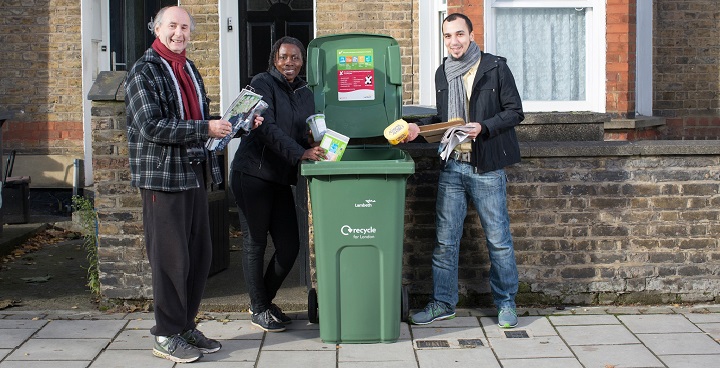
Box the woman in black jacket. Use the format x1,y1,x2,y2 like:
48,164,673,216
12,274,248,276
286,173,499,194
231,36,326,332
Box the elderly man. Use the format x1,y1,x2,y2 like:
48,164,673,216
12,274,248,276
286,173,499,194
125,6,258,363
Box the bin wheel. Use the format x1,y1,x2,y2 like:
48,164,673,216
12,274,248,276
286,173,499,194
401,285,409,322
308,288,319,324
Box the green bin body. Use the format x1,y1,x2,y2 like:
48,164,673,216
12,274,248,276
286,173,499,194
301,33,414,343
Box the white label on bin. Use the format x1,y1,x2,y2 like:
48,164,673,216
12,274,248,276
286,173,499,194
354,199,376,208
340,225,377,240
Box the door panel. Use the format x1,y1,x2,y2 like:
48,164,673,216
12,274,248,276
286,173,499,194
239,1,313,87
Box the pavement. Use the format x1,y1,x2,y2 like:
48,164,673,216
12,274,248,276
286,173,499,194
2,221,720,367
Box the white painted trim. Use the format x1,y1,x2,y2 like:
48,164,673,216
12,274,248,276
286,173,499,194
636,0,652,116
485,0,606,113
218,1,240,175
418,1,446,106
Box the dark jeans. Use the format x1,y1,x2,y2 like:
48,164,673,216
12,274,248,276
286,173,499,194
231,170,299,313
141,163,212,336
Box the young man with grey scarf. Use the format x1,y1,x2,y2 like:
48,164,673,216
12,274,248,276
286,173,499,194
405,13,524,328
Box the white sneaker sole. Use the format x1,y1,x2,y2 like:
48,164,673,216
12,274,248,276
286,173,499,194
153,348,202,363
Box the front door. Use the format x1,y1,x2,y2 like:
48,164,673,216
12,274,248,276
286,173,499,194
239,0,313,87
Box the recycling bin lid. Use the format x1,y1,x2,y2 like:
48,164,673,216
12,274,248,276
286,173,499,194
307,33,403,139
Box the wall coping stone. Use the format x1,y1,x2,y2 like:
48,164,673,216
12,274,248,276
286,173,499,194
401,140,720,158
88,71,127,101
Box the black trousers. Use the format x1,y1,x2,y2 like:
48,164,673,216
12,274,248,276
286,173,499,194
231,170,299,313
141,163,212,336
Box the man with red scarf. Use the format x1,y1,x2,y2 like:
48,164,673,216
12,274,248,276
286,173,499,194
125,6,255,363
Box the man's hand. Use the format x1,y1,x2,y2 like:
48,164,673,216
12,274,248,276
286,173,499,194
402,123,420,143
252,115,264,130
466,122,482,140
208,119,233,138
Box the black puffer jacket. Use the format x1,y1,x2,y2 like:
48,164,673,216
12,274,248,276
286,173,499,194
421,52,524,173
231,68,314,185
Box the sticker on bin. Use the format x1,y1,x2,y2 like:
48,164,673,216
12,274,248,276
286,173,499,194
306,114,327,143
319,129,349,161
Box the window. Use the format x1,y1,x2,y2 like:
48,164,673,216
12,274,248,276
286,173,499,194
418,0,447,106
485,0,606,112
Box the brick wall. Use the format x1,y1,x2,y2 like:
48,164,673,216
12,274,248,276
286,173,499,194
182,2,222,114
91,90,720,303
316,1,419,104
0,0,84,155
654,0,720,139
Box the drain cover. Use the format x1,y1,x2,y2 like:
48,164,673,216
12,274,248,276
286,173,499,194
416,340,450,348
458,339,484,348
504,330,529,338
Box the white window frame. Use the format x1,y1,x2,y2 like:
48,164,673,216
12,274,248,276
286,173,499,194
485,0,606,113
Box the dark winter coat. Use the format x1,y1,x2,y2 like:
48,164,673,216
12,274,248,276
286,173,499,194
231,68,314,185
421,52,524,173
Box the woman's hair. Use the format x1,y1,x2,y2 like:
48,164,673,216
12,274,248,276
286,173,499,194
267,36,306,71
148,6,196,37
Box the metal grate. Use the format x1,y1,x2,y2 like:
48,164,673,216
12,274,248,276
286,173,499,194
504,330,530,338
416,340,450,348
458,339,484,348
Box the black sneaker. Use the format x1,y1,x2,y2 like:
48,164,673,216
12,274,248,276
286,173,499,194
251,309,286,332
269,303,292,324
153,334,203,363
181,328,222,354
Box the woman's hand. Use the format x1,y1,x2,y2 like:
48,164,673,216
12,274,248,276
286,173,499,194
302,146,326,161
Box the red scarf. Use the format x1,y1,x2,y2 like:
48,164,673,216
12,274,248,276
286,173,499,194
152,38,202,120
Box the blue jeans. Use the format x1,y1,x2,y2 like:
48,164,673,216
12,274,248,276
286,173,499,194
432,160,518,311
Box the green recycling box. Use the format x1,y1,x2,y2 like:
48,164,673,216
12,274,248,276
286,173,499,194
301,33,415,344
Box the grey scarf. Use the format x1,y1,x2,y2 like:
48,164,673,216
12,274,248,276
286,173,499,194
445,41,481,122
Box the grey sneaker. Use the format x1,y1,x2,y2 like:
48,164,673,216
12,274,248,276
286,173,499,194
181,328,222,354
269,303,292,324
251,309,286,332
498,307,518,328
153,334,203,363
410,301,455,325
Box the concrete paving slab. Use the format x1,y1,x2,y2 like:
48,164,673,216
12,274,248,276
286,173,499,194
0,312,47,320
88,349,173,368
262,329,333,351
696,322,720,339
6,338,110,361
399,322,411,341
193,362,254,368
0,350,10,360
195,320,264,340
636,332,720,355
0,328,36,348
499,357,583,368
409,316,479,328
411,326,487,349
416,347,500,368
481,316,556,337
488,336,574,359
572,344,664,368
341,362,418,368
0,320,47,329
683,312,720,324
256,350,335,368
282,320,320,330
0,361,90,368
339,340,416,363
34,320,126,339
618,314,701,333
548,314,621,326
106,329,152,350
123,319,155,330
197,339,261,362
658,354,720,368
556,324,640,345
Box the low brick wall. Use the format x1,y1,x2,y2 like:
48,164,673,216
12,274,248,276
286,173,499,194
91,91,720,305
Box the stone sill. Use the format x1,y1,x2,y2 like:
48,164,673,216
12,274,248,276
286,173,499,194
605,115,666,130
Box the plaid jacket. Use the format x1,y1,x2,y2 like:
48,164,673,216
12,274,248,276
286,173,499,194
125,48,222,192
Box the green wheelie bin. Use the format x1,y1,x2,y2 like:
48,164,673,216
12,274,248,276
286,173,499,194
300,33,414,343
